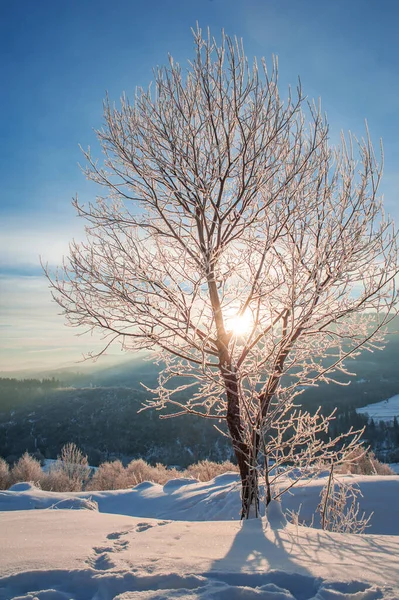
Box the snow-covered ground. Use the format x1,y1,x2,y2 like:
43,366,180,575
1,474,399,599
356,394,399,422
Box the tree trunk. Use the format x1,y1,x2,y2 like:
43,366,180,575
223,368,260,519
240,455,259,519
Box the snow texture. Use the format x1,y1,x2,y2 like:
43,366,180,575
1,474,398,599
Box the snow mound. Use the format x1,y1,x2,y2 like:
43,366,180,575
212,472,241,484
8,482,39,492
133,481,159,491
266,500,288,529
163,478,198,492
48,498,98,511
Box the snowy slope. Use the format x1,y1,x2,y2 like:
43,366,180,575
1,475,399,599
356,393,399,422
1,473,398,534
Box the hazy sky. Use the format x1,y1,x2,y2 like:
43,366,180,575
1,0,399,372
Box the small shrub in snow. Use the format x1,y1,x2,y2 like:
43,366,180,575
0,457,10,489
9,453,43,487
318,465,373,534
85,458,238,491
40,468,74,492
124,458,154,485
125,460,180,486
150,463,180,484
337,446,394,476
87,460,128,491
185,460,238,482
52,443,91,491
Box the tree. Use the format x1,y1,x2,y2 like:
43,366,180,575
46,27,399,518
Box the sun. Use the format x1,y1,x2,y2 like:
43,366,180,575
225,310,253,336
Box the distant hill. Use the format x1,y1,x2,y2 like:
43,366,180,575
0,382,232,467
1,318,398,465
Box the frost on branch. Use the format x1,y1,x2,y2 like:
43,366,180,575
318,465,373,534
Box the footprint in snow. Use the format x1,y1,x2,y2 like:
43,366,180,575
114,539,130,551
91,553,116,571
93,545,114,554
86,551,116,571
87,528,132,571
136,522,154,532
106,529,131,540
136,520,172,533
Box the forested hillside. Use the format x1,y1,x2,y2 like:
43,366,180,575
1,326,399,466
0,381,232,466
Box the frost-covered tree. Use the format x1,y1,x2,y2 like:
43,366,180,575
46,27,398,518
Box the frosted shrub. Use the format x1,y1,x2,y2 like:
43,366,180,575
337,446,394,475
54,443,91,491
40,443,91,492
318,465,373,534
185,460,238,482
124,459,180,485
0,457,10,489
40,468,73,492
124,459,153,485
372,460,395,475
86,459,182,490
9,453,43,486
85,458,238,491
150,463,180,484
87,460,128,491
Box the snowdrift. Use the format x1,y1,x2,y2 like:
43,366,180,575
1,473,398,534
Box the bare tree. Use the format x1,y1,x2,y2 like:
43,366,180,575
46,27,399,518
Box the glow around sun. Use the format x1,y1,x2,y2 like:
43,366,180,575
225,310,253,336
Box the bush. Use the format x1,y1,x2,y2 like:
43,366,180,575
1,451,239,492
40,468,74,492
52,443,91,491
318,465,373,534
337,446,395,476
87,460,128,491
124,458,153,485
9,453,43,486
86,458,238,491
125,459,180,486
0,457,10,489
185,459,238,481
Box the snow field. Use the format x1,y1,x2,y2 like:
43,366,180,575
356,394,399,422
1,474,399,599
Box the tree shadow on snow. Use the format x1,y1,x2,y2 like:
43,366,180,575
207,518,320,600
208,516,399,599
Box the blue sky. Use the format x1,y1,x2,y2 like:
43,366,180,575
1,0,399,372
